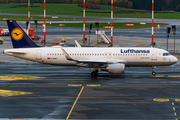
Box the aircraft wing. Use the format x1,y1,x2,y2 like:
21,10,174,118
75,60,118,67
61,48,119,66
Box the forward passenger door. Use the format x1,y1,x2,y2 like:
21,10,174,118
151,50,157,60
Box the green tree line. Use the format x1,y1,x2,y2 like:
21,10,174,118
129,0,180,11
1,0,180,11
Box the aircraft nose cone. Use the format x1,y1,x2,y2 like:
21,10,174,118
173,56,178,63
169,56,178,64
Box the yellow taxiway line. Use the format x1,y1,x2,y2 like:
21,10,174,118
152,75,164,77
68,84,82,87
175,99,180,102
153,98,169,102
66,86,84,120
86,84,101,87
0,75,44,81
68,84,101,87
0,89,33,97
168,75,180,78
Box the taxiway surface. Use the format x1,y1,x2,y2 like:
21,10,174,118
0,62,180,119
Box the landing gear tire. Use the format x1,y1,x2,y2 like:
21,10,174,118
152,72,156,75
91,70,98,78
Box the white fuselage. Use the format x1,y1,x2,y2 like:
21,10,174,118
4,47,178,67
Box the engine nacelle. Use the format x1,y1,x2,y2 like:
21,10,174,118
101,63,125,74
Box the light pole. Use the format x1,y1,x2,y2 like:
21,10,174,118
111,0,113,47
151,0,155,47
28,0,30,35
89,24,92,46
83,0,85,41
172,25,176,52
44,0,46,45
166,27,171,51
26,21,29,34
34,20,37,39
95,22,99,46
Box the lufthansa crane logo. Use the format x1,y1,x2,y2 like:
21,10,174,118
11,28,24,41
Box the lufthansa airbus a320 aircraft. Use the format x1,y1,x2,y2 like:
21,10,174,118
4,20,178,77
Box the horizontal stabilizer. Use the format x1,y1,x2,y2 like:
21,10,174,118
3,50,26,54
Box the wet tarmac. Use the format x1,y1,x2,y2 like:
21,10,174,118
0,62,180,119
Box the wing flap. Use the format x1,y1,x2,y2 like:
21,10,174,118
77,60,117,64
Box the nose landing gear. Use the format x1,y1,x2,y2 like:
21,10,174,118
152,66,156,75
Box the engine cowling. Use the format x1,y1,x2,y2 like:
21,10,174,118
101,63,125,74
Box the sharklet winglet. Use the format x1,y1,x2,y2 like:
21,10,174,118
75,40,82,47
61,48,75,61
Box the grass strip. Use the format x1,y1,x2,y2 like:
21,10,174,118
0,3,179,19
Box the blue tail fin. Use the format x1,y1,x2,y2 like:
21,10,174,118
7,20,40,48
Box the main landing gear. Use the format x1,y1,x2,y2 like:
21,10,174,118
152,66,156,75
91,68,99,78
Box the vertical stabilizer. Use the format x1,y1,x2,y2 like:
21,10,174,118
7,20,39,48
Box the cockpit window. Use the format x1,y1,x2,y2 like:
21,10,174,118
163,53,171,56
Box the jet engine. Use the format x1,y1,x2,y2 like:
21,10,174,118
101,63,125,74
